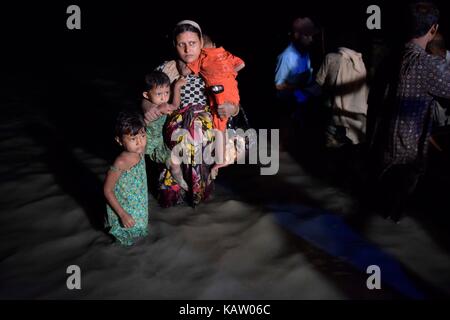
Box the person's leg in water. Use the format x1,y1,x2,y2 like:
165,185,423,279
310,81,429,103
165,157,189,191
165,140,189,192
379,164,422,222
209,125,251,182
208,97,233,180
210,128,229,181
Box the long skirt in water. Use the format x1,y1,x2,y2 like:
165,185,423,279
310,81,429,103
159,104,215,207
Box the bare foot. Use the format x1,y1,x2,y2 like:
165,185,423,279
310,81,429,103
209,166,219,183
167,159,189,191
208,163,229,183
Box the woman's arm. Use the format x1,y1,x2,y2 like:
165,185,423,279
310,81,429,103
103,159,136,228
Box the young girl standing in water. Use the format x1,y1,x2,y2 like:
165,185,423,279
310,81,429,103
104,111,148,246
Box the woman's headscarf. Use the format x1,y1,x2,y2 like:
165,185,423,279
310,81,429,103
176,20,202,36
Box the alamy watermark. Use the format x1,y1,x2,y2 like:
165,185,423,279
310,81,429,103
169,124,279,176
366,265,381,290
67,5,381,31
66,5,81,30
366,5,381,30
66,265,81,290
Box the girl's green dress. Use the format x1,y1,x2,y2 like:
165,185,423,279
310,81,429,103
106,155,148,246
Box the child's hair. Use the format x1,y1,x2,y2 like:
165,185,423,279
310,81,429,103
143,71,171,92
115,110,146,139
202,34,215,48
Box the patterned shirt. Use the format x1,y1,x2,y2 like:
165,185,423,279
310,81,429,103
156,61,208,108
385,42,450,167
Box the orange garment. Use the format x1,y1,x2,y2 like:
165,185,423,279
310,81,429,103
188,47,244,131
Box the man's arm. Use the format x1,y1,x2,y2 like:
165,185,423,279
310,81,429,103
275,82,296,91
274,53,291,91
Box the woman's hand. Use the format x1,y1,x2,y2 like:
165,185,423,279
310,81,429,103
120,213,136,229
217,102,239,119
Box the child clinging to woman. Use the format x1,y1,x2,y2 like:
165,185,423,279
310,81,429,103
141,71,188,191
103,111,149,246
175,34,245,179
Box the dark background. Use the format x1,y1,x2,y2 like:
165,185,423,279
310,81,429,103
2,0,450,301
1,0,449,162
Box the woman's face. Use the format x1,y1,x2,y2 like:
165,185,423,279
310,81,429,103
175,31,202,64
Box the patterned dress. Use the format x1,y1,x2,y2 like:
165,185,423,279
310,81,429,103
384,42,450,169
156,61,215,207
106,155,148,246
145,114,171,164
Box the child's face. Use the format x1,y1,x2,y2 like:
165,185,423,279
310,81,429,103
146,85,170,105
118,128,147,154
